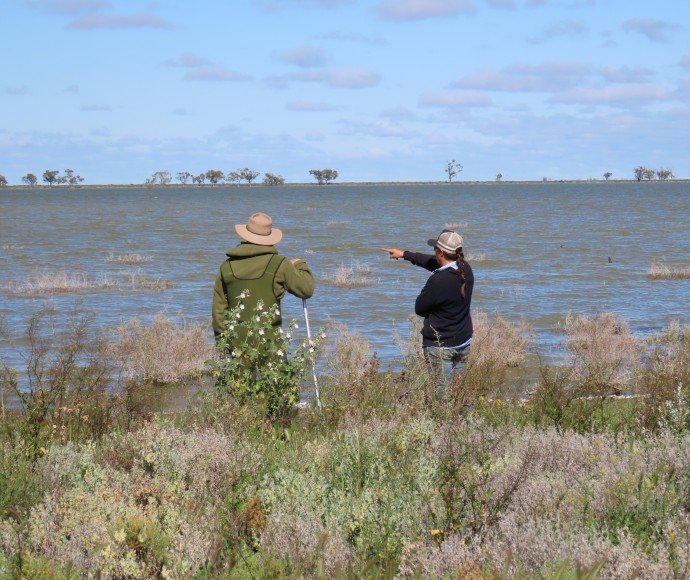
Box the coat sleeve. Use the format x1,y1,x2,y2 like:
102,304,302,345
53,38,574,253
211,269,228,337
274,259,315,300
404,251,439,272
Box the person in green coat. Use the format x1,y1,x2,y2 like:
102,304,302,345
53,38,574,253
212,212,315,341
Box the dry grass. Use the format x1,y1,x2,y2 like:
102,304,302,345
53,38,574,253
105,252,153,265
648,262,690,280
125,270,175,290
107,314,214,384
5,271,116,295
331,261,376,288
455,311,532,402
563,312,644,395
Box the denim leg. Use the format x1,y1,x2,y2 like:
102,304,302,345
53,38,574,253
423,345,466,400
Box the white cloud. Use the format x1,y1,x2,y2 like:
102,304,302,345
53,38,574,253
276,45,328,68
2,85,29,95
328,68,381,88
67,12,171,29
483,0,515,8
286,100,342,111
184,67,252,82
338,119,417,138
276,68,381,89
28,0,107,15
623,19,680,43
375,0,475,21
526,19,588,44
379,106,418,120
599,66,653,83
418,91,493,108
451,61,589,93
550,84,671,105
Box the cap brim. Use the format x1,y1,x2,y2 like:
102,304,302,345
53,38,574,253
427,238,437,248
235,224,283,246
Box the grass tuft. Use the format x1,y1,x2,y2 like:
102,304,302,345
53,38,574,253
105,252,153,265
107,314,214,384
648,262,690,280
5,271,116,295
331,261,376,288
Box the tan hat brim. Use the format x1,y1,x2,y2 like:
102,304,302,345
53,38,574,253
235,224,283,246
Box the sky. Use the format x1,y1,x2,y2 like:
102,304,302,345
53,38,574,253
1,0,689,185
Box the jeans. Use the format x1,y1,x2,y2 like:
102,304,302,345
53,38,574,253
423,343,471,400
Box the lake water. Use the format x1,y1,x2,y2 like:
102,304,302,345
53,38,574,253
1,182,689,372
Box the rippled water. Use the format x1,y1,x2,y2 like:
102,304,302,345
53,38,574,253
1,182,689,371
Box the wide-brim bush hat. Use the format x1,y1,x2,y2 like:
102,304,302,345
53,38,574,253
427,229,463,253
235,212,283,245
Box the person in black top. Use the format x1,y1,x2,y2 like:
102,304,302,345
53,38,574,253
382,229,474,399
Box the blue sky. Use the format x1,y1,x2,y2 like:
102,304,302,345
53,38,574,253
1,0,688,184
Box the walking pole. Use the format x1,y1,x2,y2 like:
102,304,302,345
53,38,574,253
302,299,322,411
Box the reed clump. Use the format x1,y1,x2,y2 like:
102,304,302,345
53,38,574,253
5,271,116,295
108,314,213,384
331,261,376,288
562,312,644,396
105,252,153,265
648,262,690,280
2,307,690,578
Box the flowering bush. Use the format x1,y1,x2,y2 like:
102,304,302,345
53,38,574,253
208,293,323,417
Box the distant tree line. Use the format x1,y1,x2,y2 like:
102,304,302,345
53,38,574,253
145,168,340,186
0,169,86,187
1,163,681,188
633,166,674,181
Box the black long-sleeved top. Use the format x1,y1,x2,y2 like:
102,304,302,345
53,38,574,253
403,251,474,348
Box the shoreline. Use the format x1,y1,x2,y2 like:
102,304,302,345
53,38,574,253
2,178,689,190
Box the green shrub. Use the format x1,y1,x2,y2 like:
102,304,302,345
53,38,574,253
209,295,323,419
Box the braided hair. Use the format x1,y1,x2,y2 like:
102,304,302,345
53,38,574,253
439,247,467,299
456,248,466,299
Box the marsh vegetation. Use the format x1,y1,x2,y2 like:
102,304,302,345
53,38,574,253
1,305,690,578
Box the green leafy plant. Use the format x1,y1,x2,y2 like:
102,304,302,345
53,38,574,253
208,293,323,418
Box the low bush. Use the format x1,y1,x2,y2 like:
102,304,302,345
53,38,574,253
2,308,690,577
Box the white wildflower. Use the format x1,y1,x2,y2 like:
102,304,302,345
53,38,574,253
239,304,245,310
258,329,264,335
277,350,284,357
